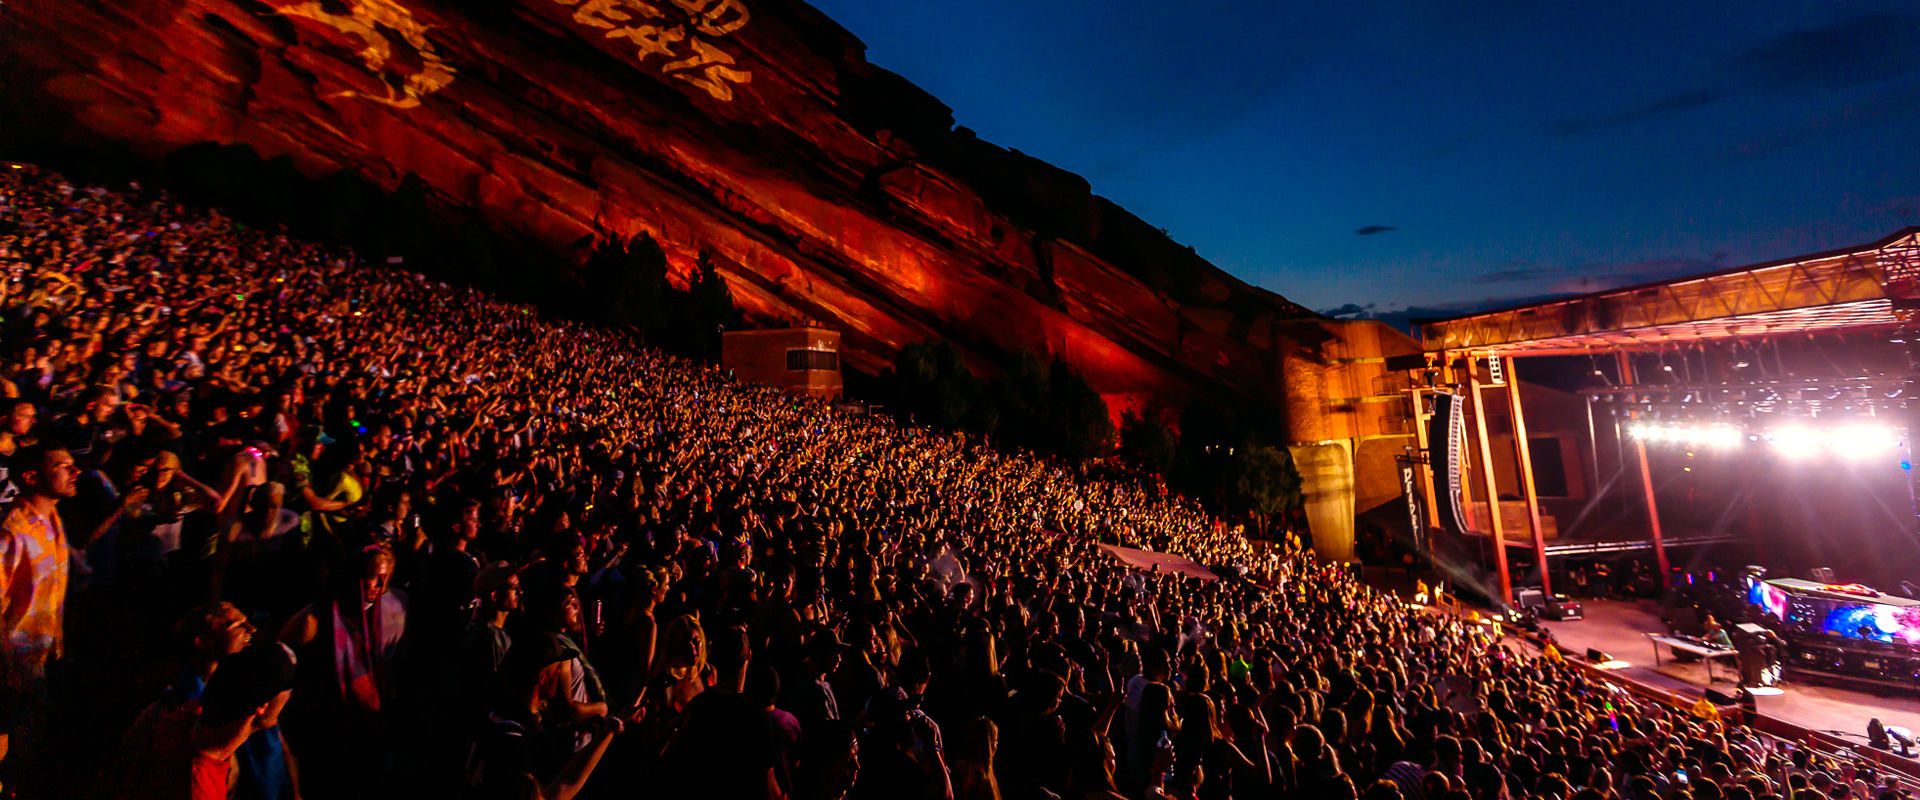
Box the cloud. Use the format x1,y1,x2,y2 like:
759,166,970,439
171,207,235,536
1321,258,1718,332
1355,225,1398,235
1474,266,1551,285
1732,13,1920,92
1317,301,1513,334
1548,88,1725,136
1452,254,1727,301
1320,303,1376,318
1550,257,1723,292
1719,81,1920,161
1322,252,1739,325
1544,13,1917,140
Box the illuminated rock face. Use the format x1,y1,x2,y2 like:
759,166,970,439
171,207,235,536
1,0,1386,425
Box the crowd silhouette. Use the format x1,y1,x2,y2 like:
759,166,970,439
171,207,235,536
0,164,1903,800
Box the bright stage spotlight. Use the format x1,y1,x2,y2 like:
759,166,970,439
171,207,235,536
1706,427,1743,448
1831,425,1896,459
1770,425,1821,457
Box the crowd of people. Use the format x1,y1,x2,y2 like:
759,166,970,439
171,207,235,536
0,162,1909,800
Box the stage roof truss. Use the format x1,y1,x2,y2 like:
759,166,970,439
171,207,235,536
1399,230,1920,607
1415,229,1920,356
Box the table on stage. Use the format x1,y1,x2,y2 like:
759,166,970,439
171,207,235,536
1646,634,1739,684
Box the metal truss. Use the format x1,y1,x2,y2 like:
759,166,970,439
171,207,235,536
1579,376,1908,418
1415,229,1920,355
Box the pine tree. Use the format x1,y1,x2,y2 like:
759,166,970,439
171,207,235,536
1232,446,1302,537
582,233,671,339
686,252,744,362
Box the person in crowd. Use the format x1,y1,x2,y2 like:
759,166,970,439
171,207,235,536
50,385,119,459
277,544,407,796
752,661,805,797
783,628,849,736
0,398,38,502
794,721,863,800
114,641,299,800
468,663,628,800
0,440,80,782
853,685,952,800
661,626,781,799
136,603,301,800
464,561,522,700
412,496,483,664
518,584,609,748
1704,616,1734,649
953,717,1002,800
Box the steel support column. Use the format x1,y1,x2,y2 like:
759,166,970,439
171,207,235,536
1468,357,1513,606
1618,351,1672,590
1906,326,1920,536
1505,357,1552,598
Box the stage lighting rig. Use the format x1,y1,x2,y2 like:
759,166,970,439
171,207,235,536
1623,419,1904,460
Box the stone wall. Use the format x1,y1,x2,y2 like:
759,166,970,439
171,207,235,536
1,0,1342,419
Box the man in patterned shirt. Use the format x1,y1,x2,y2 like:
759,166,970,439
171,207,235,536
0,441,80,782
1,442,79,665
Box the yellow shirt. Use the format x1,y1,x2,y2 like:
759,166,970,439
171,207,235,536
1690,697,1721,721
1,504,68,669
316,470,365,541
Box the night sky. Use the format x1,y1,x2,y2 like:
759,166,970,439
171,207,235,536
806,0,1920,322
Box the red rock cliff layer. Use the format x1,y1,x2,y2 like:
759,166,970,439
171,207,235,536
1,0,1349,422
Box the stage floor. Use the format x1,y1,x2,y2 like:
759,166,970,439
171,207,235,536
1526,599,1920,739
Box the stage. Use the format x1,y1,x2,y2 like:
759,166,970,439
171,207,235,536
1525,598,1920,740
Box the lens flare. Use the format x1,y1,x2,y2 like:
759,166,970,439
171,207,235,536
1831,425,1896,459
1769,426,1821,457
1706,427,1743,448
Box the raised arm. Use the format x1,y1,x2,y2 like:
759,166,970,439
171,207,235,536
279,605,321,649
543,716,622,800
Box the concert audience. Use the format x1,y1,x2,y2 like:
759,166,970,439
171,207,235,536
0,163,1905,800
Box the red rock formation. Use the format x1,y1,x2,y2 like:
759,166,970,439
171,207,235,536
1,0,1356,425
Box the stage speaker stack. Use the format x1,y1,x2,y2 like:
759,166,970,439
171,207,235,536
1545,594,1583,621
1517,588,1546,609
1732,623,1782,688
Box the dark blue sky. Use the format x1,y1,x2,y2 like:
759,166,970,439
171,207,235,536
807,0,1920,315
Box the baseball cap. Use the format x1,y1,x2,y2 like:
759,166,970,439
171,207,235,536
806,628,851,658
474,561,521,596
200,642,297,720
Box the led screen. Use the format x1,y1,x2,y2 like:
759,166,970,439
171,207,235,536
1821,603,1920,644
1749,580,1789,621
